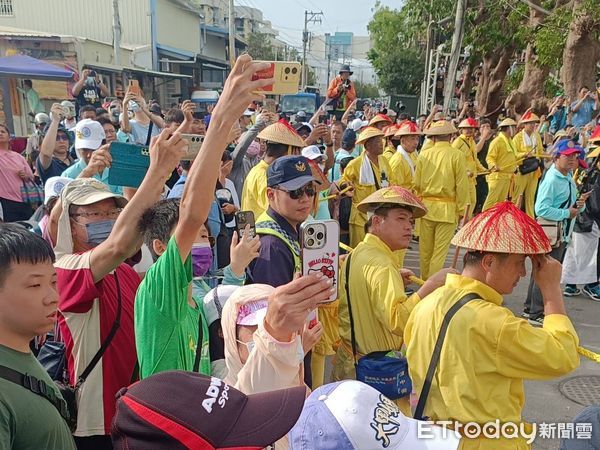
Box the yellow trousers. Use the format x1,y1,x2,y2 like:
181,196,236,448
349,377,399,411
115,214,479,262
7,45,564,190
468,183,477,213
482,178,511,211
419,218,456,279
349,223,365,249
512,172,538,217
312,300,340,389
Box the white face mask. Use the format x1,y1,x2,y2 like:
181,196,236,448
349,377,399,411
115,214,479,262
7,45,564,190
318,162,326,171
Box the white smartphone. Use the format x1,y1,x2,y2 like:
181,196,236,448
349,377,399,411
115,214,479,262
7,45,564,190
180,134,204,160
300,220,340,303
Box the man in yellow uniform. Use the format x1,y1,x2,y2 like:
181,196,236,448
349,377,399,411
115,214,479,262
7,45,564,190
513,111,544,217
414,120,469,279
241,120,305,218
453,118,488,209
389,121,421,189
405,201,579,449
332,186,454,415
482,118,519,211
341,126,398,248
382,124,400,160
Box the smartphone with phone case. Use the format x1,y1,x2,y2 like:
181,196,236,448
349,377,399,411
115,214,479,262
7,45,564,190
235,211,256,239
252,61,301,95
128,79,142,98
307,309,319,329
107,141,150,188
300,220,340,303
180,134,204,160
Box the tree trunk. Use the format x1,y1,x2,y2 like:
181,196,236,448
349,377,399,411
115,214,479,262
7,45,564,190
459,60,474,109
476,45,514,123
507,0,550,114
561,0,600,102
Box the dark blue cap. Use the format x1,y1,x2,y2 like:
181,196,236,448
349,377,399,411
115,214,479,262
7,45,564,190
267,155,318,190
341,128,356,147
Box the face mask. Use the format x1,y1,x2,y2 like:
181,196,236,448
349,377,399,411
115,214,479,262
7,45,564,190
85,219,116,246
130,101,140,113
86,77,96,86
318,162,326,171
191,243,213,277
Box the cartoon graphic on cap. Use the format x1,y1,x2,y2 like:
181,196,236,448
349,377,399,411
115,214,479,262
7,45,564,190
77,126,92,139
307,252,336,285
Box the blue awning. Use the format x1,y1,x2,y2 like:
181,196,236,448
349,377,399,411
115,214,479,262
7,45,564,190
0,54,74,81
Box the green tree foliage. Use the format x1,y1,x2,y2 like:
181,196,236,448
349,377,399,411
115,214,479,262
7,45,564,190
354,81,380,98
247,32,276,60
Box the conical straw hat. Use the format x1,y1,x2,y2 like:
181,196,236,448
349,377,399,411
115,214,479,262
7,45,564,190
257,119,306,148
498,117,518,128
356,126,385,145
451,201,551,254
458,118,479,129
519,110,540,124
357,186,428,218
394,121,422,137
384,124,400,138
368,114,393,127
424,120,457,136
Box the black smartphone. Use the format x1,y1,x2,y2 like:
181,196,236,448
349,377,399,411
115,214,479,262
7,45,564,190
235,211,256,239
319,114,328,124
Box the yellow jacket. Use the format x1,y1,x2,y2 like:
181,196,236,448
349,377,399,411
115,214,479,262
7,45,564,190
414,141,470,223
241,160,269,218
422,138,434,152
405,274,579,449
452,135,487,185
389,147,418,189
341,153,397,228
513,130,544,158
383,143,396,161
486,133,518,180
339,233,420,351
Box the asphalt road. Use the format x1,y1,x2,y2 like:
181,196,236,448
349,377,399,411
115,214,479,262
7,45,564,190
324,242,600,449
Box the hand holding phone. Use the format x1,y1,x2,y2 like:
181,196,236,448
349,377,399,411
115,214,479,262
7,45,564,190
252,61,301,95
235,211,256,239
180,134,204,160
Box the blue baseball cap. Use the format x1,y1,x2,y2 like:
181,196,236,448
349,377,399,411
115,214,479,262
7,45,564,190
289,380,460,450
554,139,583,157
267,155,319,190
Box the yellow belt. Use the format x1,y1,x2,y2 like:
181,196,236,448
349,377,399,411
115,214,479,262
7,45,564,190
422,195,456,202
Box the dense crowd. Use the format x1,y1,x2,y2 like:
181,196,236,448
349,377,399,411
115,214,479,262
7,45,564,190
0,55,599,450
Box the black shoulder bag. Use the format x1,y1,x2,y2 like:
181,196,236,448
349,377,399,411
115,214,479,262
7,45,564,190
413,292,480,420
345,252,412,400
37,271,123,430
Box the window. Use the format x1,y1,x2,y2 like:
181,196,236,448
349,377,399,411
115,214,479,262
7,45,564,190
0,0,13,16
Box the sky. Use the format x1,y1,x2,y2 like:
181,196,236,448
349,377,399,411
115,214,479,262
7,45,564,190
239,0,399,49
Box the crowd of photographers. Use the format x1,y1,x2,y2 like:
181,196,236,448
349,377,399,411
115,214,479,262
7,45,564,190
0,56,599,450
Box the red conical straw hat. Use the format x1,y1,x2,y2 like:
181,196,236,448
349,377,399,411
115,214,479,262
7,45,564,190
458,117,479,128
519,110,540,124
590,125,600,144
368,114,393,126
384,124,400,137
394,121,422,137
451,201,551,254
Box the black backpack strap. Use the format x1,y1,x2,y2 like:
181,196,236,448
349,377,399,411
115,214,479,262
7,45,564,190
0,365,70,421
414,292,480,420
76,270,122,387
344,252,359,368
193,306,204,373
144,121,154,146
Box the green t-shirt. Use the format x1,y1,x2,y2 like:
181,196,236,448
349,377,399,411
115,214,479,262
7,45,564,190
0,345,75,450
135,236,210,379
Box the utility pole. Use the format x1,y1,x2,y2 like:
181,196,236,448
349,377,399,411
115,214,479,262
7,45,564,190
112,0,121,66
301,10,323,90
443,0,467,113
228,0,235,67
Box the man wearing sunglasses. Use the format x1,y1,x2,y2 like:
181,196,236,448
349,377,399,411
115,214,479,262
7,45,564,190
248,155,318,288
248,155,319,388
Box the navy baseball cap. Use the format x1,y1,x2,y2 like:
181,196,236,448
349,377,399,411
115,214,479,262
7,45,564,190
268,155,319,190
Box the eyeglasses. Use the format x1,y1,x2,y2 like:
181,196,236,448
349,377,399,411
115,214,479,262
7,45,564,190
70,208,123,220
277,184,316,200
56,135,69,142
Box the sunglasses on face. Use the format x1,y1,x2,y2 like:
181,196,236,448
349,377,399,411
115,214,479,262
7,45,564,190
56,134,69,141
277,184,316,200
